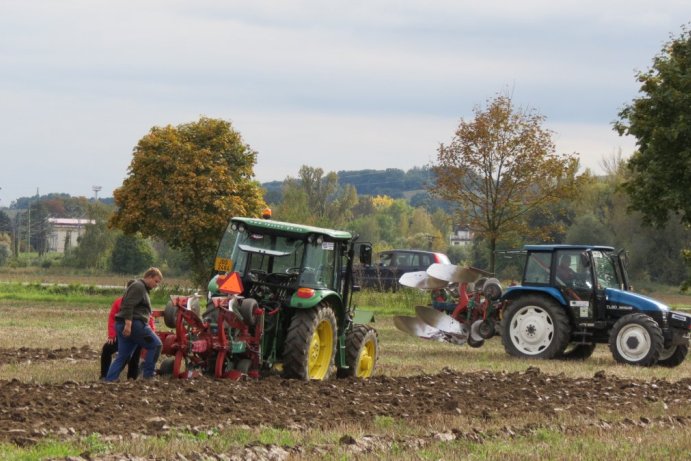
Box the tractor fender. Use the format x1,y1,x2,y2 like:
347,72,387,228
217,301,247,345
289,289,344,312
501,285,568,307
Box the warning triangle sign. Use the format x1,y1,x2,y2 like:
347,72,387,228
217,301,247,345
218,272,244,295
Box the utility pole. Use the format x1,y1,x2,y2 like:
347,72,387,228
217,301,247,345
26,188,39,255
26,199,30,255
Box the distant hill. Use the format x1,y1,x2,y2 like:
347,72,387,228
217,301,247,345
262,166,453,212
264,166,435,198
9,193,114,211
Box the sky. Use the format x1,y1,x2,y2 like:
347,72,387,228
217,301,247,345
1,1,689,207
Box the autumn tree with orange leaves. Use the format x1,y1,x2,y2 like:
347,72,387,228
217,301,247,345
432,94,588,272
111,117,265,287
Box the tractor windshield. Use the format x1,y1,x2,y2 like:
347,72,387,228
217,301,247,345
213,224,306,276
234,232,305,276
591,250,622,290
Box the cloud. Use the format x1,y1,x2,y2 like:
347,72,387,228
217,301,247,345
0,0,688,204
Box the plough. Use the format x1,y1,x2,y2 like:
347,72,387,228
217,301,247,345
154,273,264,380
393,264,505,347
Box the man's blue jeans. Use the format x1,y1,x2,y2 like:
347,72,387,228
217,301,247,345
104,319,162,381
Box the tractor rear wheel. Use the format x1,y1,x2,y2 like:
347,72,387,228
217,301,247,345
283,304,337,380
338,325,378,378
608,313,663,366
656,344,687,368
501,295,571,359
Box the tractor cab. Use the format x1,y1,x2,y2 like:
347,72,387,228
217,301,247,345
212,218,356,299
521,245,635,325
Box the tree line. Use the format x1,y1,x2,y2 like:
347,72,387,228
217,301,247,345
1,153,687,290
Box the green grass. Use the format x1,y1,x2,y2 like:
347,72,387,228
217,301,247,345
0,440,79,461
0,281,192,306
353,287,431,316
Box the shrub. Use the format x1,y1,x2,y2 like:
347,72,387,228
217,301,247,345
110,234,154,275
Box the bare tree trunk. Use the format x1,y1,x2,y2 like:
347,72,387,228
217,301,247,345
489,237,497,274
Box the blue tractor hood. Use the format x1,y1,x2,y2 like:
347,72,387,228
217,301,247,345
606,288,670,313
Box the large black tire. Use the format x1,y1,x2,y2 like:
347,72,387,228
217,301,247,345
501,295,571,359
557,343,596,361
282,304,337,380
656,344,687,368
158,357,174,376
237,298,258,326
163,303,178,329
338,324,379,378
608,313,663,366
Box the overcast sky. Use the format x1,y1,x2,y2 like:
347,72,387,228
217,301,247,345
1,1,689,206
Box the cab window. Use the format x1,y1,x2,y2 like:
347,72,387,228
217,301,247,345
524,252,551,284
592,251,620,289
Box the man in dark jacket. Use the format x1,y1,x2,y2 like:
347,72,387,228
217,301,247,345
104,267,163,381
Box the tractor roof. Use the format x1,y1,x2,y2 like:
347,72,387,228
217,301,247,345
232,217,353,240
524,244,615,252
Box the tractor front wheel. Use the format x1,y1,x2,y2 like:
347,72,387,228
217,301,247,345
338,325,378,378
283,304,337,380
501,295,570,359
608,313,663,366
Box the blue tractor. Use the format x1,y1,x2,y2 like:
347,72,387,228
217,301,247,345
500,245,691,367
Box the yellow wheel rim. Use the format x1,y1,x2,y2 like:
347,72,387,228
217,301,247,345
356,338,376,378
308,319,334,379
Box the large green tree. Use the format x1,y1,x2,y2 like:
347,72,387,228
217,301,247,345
432,94,586,272
614,27,691,227
0,211,11,234
111,117,265,287
65,202,116,269
565,153,689,285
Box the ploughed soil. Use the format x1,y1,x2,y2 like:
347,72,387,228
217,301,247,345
2,348,691,442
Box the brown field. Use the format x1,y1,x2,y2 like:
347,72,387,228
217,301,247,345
0,285,689,460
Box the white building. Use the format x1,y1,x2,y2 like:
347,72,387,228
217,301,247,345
47,218,95,253
450,225,473,246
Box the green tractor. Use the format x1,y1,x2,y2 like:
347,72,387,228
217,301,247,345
159,217,378,380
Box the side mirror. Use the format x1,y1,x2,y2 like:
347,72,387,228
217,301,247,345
359,244,372,265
